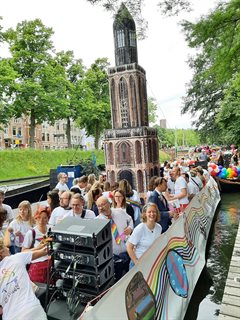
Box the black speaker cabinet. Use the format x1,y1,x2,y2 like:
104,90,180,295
54,240,113,268
51,217,111,248
56,258,114,288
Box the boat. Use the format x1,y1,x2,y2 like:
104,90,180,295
214,177,240,193
81,178,221,320
2,178,50,209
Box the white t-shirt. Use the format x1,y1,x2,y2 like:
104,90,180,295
22,227,49,263
8,220,33,247
187,181,197,196
191,176,203,190
55,182,69,192
128,223,162,259
48,207,70,226
0,252,47,320
167,179,175,195
2,204,14,229
97,208,134,255
129,189,141,223
63,209,96,219
174,176,189,205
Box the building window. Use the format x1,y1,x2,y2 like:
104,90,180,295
135,141,142,164
47,133,50,142
17,128,22,137
117,30,125,48
12,127,16,136
42,133,45,141
129,31,136,47
108,143,114,165
137,170,144,193
119,77,129,128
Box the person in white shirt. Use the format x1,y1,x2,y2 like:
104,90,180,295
64,193,96,219
0,238,48,320
170,166,189,212
96,196,133,281
8,201,34,253
127,203,162,268
182,173,198,201
55,172,69,192
22,206,52,283
48,191,72,226
0,190,14,228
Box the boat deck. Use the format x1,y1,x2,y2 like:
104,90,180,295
219,221,240,319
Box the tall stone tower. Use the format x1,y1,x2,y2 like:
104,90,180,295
104,3,160,194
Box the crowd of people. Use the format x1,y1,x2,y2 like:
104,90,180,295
0,161,212,319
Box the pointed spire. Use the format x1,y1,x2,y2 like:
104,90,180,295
113,3,138,66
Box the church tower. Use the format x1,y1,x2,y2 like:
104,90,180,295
104,3,160,194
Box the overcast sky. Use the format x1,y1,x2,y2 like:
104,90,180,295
1,0,217,129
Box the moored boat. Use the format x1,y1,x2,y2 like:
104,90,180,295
214,177,240,193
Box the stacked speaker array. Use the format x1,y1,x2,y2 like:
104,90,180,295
51,217,115,307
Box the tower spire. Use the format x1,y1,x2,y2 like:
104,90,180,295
113,3,138,66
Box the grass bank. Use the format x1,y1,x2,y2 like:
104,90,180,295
0,149,104,179
0,149,170,180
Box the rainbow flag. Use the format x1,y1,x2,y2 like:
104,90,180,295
110,220,121,244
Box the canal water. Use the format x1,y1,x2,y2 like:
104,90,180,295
185,193,240,320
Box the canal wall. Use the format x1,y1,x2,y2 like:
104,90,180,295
219,221,240,319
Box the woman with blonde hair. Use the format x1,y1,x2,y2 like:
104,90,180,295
88,173,96,186
7,200,34,253
127,203,162,268
118,179,141,226
86,186,102,216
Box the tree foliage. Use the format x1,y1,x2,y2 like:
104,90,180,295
154,126,200,147
181,0,240,145
3,19,70,147
148,96,158,125
76,58,111,149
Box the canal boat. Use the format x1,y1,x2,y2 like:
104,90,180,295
80,177,221,320
3,179,50,209
214,177,240,193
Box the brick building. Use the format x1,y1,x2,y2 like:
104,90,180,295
103,4,160,193
0,117,94,150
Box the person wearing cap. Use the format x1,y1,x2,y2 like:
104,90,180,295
189,168,203,191
22,206,52,283
64,193,95,219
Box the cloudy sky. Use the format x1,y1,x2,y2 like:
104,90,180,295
1,0,217,129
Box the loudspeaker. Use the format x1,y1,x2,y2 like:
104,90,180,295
54,240,113,268
57,258,114,288
51,217,111,248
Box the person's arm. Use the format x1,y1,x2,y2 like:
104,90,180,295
31,246,48,261
126,242,138,265
170,187,187,200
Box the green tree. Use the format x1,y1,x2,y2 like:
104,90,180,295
181,0,240,144
3,19,69,148
148,97,158,125
0,58,18,128
53,51,85,147
216,73,240,145
76,58,111,149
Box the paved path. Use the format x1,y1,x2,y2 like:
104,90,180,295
219,221,240,319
